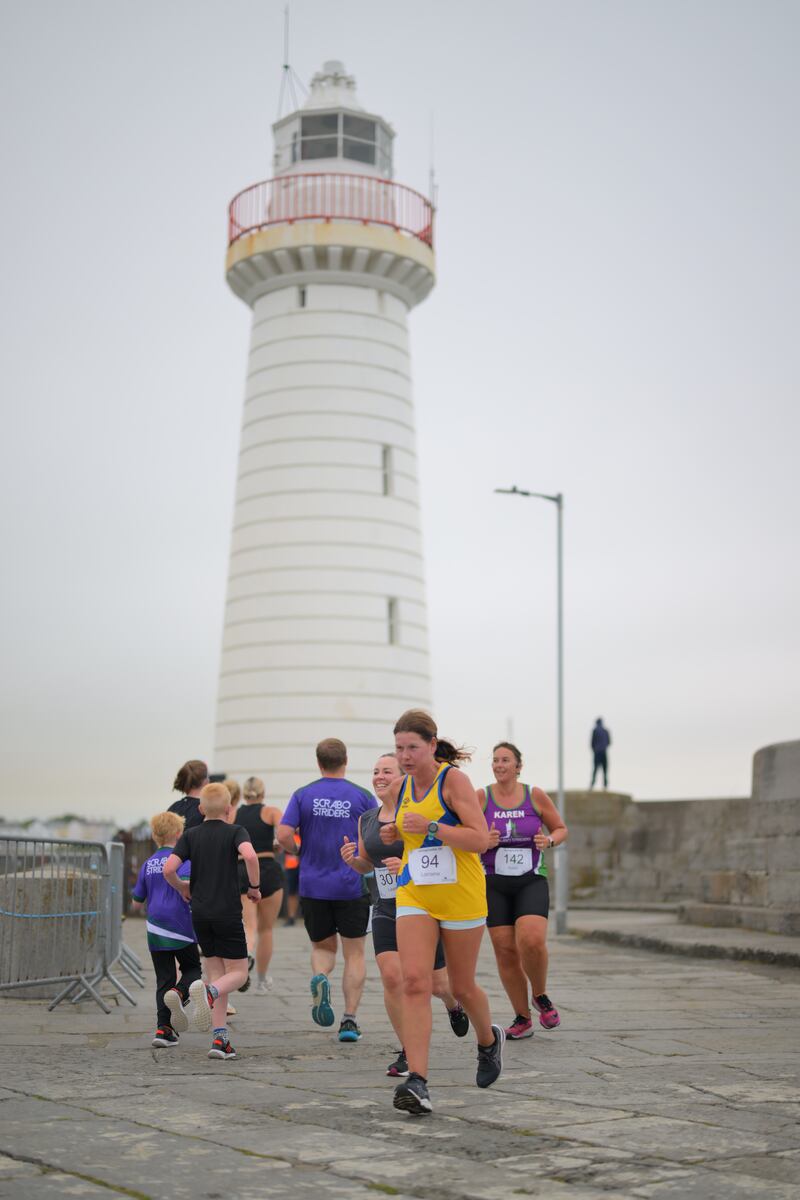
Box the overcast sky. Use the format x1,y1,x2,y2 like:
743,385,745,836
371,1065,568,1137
1,0,797,824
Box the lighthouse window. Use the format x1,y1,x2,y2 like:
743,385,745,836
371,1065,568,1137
301,135,338,160
300,113,339,160
343,115,375,141
376,125,392,174
387,597,399,645
381,445,393,495
343,139,376,164
296,112,391,171
302,113,339,136
343,114,377,165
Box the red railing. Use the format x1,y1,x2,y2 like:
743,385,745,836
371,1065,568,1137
228,173,434,250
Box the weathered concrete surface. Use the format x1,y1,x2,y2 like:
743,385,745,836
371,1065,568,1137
0,917,798,1199
569,909,800,968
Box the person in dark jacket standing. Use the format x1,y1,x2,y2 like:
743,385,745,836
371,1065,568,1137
168,760,209,830
590,720,611,789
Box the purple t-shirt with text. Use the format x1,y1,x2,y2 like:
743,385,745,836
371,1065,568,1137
132,846,195,950
282,777,377,900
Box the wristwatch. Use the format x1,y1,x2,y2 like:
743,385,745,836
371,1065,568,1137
248,882,261,890
547,836,555,849
427,820,439,836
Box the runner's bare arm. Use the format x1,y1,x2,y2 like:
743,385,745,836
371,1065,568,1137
341,815,373,874
379,776,403,843
533,787,568,849
402,771,490,853
276,823,298,854
163,852,190,900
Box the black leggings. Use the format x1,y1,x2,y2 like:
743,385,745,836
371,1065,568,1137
151,944,202,1027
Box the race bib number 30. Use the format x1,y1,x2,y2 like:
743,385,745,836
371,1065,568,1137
408,846,457,885
376,868,398,899
496,847,533,876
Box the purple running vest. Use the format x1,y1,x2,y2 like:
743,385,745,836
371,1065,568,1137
481,784,547,877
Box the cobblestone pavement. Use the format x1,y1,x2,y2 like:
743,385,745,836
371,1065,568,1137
1,917,798,1199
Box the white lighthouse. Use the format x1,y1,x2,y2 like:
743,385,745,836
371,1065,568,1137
214,61,436,796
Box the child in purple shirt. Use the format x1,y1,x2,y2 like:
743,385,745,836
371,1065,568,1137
131,811,201,1047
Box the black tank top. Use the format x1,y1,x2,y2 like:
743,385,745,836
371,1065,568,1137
168,795,204,830
235,803,275,853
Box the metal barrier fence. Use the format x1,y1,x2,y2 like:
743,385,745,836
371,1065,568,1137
0,837,143,1013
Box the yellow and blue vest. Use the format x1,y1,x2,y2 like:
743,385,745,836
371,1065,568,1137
396,764,488,922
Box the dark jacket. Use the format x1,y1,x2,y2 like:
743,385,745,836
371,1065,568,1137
591,725,611,753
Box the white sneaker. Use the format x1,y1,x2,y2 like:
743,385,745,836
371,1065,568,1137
188,978,213,1032
164,988,189,1032
254,977,273,996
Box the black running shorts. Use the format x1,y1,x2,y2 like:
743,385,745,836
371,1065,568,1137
371,900,446,969
302,896,370,943
191,915,249,960
238,857,284,897
486,873,550,927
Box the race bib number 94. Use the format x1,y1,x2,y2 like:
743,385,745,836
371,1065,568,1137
408,846,457,885
376,868,398,899
496,847,533,876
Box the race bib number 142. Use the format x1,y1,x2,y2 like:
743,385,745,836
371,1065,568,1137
495,847,533,876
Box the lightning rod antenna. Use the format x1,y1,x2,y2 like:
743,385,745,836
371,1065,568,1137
277,4,307,119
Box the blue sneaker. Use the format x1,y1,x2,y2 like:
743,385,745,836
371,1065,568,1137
310,973,334,1026
338,1017,361,1042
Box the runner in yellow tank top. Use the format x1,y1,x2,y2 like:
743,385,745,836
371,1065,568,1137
395,763,488,922
379,709,504,1117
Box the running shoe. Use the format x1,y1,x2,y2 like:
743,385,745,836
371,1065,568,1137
310,973,334,1026
238,955,254,993
254,977,273,996
208,1036,237,1060
505,1014,534,1040
226,1004,237,1016
476,1024,505,1088
448,1003,470,1038
151,1026,178,1047
338,1017,361,1042
393,1072,432,1116
532,993,560,1030
164,988,189,1033
386,1048,409,1077
188,978,214,1032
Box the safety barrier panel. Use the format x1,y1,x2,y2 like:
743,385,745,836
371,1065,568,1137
0,837,141,1013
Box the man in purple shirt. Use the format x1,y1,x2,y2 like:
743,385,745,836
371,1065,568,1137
278,738,377,1043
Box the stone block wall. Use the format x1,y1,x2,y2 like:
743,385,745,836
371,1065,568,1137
551,740,800,936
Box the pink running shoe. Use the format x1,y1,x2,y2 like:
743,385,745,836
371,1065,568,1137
504,1014,534,1040
533,993,560,1030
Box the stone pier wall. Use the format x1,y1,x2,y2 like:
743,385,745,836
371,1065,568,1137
551,740,800,936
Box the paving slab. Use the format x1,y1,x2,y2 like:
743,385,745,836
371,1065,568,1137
0,915,798,1198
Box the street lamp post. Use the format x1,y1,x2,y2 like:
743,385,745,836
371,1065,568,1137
495,485,568,934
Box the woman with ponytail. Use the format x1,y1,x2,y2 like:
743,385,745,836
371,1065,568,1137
168,760,209,831
379,710,503,1116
